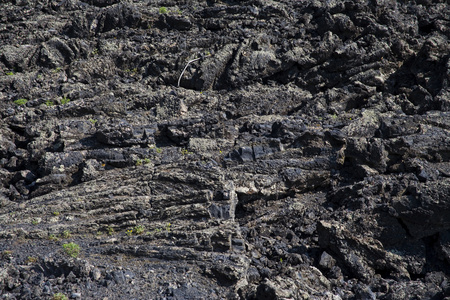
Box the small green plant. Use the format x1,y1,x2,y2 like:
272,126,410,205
280,258,283,263
14,98,28,106
31,219,39,225
107,226,115,236
89,118,97,124
26,256,38,264
156,148,163,154
52,67,62,73
159,6,168,14
52,293,68,300
125,68,138,74
5,71,14,76
166,223,171,232
126,229,133,236
134,225,145,235
91,48,99,55
53,211,60,216
61,96,70,105
62,230,71,239
48,234,59,241
45,100,54,106
180,149,192,155
2,250,13,258
136,157,152,166
63,242,80,258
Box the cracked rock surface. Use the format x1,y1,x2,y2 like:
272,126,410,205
0,0,449,299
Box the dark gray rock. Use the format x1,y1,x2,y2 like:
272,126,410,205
0,0,449,299
319,251,336,271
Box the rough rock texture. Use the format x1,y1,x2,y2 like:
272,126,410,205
0,0,449,299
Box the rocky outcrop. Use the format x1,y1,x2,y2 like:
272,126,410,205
1,0,449,299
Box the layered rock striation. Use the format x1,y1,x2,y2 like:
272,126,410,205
0,0,449,299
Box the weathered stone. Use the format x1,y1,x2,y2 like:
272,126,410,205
0,0,449,299
319,251,337,271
